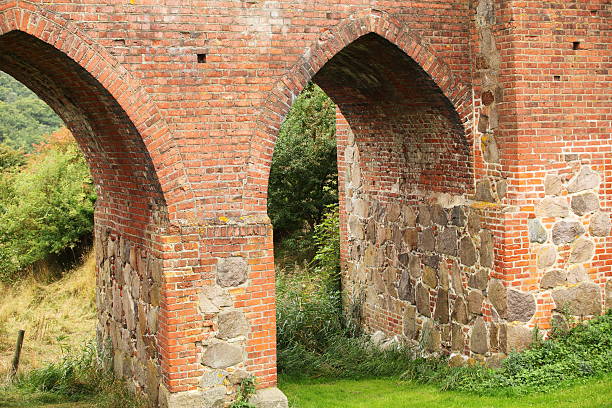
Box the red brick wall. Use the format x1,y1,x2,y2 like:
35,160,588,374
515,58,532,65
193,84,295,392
0,0,610,405
490,0,612,328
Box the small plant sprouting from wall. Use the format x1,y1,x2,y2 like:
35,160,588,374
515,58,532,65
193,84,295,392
229,376,257,408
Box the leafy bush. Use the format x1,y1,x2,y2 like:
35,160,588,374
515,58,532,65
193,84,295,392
0,128,95,281
268,83,337,242
0,143,25,172
311,204,340,281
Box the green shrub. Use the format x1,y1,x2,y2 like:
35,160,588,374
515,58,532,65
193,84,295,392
311,204,340,281
0,129,95,281
268,83,337,242
0,143,25,172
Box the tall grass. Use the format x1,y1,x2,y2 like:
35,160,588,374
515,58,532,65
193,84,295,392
0,250,96,376
1,341,145,407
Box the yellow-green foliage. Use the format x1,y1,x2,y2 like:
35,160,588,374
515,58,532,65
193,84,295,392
0,128,95,281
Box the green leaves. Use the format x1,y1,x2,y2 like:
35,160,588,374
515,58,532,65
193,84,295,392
0,130,95,281
268,83,338,240
0,72,62,151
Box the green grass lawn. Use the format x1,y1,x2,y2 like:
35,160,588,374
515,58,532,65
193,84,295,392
280,375,612,408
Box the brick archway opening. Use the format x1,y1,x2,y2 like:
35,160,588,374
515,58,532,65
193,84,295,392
0,30,166,402
313,32,472,338
270,32,474,377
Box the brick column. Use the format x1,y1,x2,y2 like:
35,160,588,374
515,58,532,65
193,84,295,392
157,218,287,407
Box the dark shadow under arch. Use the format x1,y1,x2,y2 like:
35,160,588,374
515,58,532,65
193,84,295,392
314,33,472,198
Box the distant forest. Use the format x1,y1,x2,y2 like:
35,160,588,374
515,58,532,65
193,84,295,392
0,72,63,151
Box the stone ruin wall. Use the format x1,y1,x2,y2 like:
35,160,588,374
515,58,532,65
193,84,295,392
339,120,612,365
529,165,612,326
95,228,163,401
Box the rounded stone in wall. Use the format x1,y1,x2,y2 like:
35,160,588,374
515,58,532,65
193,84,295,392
459,236,477,266
568,238,594,264
479,230,494,268
451,206,466,227
352,198,369,218
467,290,484,315
416,283,431,317
528,218,547,244
431,204,448,226
505,323,532,352
540,270,568,289
436,227,458,256
216,257,249,287
417,204,432,226
438,261,451,290
202,342,243,369
552,282,602,316
571,192,599,216
467,211,481,236
423,265,438,288
403,305,417,339
470,317,489,354
544,174,563,196
567,166,600,193
468,269,489,291
552,220,585,245
451,297,469,324
217,310,249,339
419,229,435,252
590,211,611,237
451,323,465,352
386,203,401,223
507,289,535,322
434,289,450,324
535,197,569,218
348,215,365,240
450,260,464,296
402,205,417,227
567,264,588,284
536,245,557,269
487,279,507,318
409,255,422,279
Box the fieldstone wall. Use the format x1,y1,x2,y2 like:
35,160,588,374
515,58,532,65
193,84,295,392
343,195,506,361
95,228,163,402
529,165,611,326
341,162,612,363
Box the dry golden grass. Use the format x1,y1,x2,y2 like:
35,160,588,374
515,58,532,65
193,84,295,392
0,250,96,378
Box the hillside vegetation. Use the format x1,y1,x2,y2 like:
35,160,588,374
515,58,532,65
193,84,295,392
0,72,62,151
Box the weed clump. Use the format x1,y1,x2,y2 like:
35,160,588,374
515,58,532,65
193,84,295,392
402,309,612,395
0,341,145,407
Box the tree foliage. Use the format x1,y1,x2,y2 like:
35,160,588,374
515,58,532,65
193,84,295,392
268,83,338,241
0,128,96,281
0,72,63,151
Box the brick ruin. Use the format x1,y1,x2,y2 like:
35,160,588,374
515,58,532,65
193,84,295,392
0,0,610,406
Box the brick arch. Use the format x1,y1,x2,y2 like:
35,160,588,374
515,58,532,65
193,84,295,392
244,10,473,214
0,3,194,224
